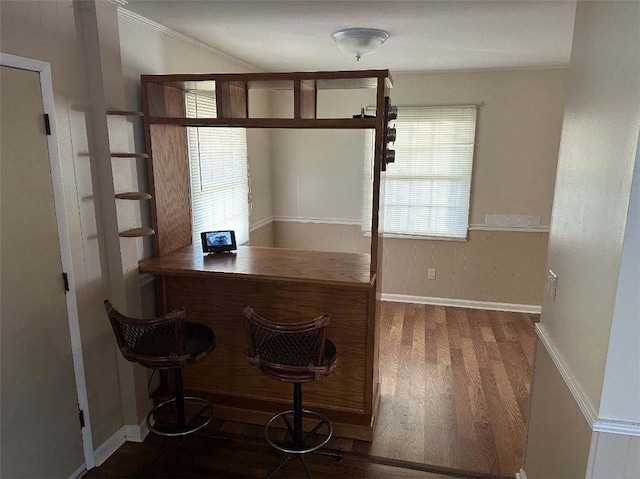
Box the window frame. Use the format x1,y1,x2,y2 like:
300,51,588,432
185,91,250,246
362,105,478,241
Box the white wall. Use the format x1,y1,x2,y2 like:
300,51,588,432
599,133,640,423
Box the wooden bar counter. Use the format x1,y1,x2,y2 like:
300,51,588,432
139,245,380,440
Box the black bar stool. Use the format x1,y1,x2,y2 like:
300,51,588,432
104,299,222,438
243,306,342,479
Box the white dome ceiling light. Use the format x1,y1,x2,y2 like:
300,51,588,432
331,28,390,61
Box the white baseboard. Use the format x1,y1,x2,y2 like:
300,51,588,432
94,426,125,466
535,324,598,425
124,418,150,443
93,419,150,467
516,468,528,479
67,463,86,479
537,324,640,439
381,293,541,314
592,418,640,436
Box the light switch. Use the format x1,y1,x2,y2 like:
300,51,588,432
546,270,558,301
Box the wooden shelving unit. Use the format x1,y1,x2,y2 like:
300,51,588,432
119,227,155,238
111,152,149,159
107,110,145,117
107,109,155,238
139,69,394,440
115,192,152,200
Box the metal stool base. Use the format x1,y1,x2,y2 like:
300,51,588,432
264,407,342,479
146,396,213,437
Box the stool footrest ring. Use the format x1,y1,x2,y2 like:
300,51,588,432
265,409,332,455
146,396,213,437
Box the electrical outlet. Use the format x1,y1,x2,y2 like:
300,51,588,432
546,270,558,300
428,268,436,280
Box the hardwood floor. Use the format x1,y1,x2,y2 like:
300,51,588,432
356,302,536,477
87,302,535,479
84,433,463,479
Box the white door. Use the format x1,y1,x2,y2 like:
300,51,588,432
1,65,85,478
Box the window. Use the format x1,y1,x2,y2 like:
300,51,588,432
363,106,477,239
186,92,249,245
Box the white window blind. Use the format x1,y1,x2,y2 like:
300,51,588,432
363,106,477,239
185,92,249,245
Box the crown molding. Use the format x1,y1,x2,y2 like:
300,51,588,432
117,8,259,72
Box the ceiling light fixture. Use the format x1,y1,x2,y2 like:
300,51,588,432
331,28,390,61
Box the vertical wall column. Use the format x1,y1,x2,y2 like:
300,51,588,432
75,0,149,432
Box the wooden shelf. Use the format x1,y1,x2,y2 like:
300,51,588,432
111,152,149,159
147,117,377,129
106,110,144,117
119,227,155,238
115,192,152,200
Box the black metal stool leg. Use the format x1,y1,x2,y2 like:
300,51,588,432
175,368,186,429
293,383,303,447
266,454,293,479
298,455,313,479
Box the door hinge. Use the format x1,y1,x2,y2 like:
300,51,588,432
44,114,51,135
62,272,69,292
79,409,85,428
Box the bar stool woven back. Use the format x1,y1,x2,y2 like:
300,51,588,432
243,306,342,479
244,306,337,383
104,299,217,437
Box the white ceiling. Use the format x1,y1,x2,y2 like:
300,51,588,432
123,0,576,72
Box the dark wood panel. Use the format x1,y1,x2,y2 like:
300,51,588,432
148,124,192,256
139,245,374,288
146,117,377,129
294,79,317,119
163,275,370,412
146,82,186,118
215,80,248,119
141,69,392,90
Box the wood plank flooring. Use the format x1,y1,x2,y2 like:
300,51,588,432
86,302,535,479
84,433,465,479
355,302,536,477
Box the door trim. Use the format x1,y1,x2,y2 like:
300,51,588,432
0,52,95,470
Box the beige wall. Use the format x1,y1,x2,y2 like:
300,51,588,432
272,69,566,226
382,230,547,306
268,69,564,305
394,70,566,226
271,222,547,305
525,2,640,477
118,11,272,257
525,342,593,479
249,221,274,247
0,0,128,448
